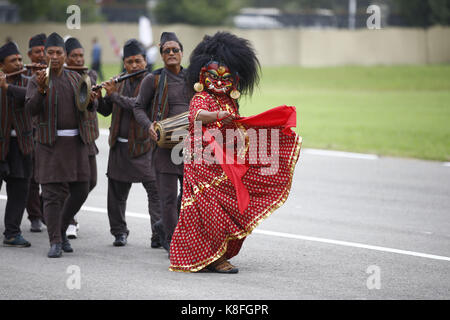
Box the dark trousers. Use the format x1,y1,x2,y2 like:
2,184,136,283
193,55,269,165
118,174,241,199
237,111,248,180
107,178,161,237
156,172,183,242
1,177,30,238
88,155,97,192
26,176,42,222
41,182,89,244
26,152,43,222
69,155,97,226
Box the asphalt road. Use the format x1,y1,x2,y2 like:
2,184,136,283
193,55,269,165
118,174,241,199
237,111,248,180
1,133,449,300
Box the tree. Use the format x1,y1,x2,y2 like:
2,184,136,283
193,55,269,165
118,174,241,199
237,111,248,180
394,0,433,27
153,0,241,25
429,0,450,25
392,0,450,27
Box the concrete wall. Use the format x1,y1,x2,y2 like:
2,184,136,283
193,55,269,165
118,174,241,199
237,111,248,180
427,26,450,64
298,28,429,66
1,23,449,66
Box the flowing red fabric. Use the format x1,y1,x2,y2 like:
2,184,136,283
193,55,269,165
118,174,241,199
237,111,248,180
236,105,297,136
202,127,249,213
204,105,298,214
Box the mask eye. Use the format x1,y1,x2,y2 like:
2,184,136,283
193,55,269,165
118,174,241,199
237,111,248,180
208,70,220,80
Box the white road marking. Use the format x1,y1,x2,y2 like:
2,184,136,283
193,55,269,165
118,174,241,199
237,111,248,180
78,205,450,262
3,195,447,263
302,148,379,160
443,162,450,167
253,229,450,262
0,195,450,261
81,205,144,219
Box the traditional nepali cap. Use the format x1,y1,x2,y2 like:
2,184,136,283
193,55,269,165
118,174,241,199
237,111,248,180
159,32,183,52
29,33,46,49
0,41,20,61
123,39,145,59
65,37,83,55
45,32,65,50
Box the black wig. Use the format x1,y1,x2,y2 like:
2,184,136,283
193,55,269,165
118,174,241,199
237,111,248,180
187,32,260,98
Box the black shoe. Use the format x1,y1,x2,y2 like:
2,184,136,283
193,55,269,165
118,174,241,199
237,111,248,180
48,243,62,258
62,234,73,253
154,221,170,253
30,219,43,232
113,233,127,247
151,234,161,249
3,234,31,248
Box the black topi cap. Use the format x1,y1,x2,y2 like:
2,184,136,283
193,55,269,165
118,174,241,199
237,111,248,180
45,32,65,50
123,39,145,59
29,33,46,49
65,37,83,55
159,32,183,52
0,41,20,62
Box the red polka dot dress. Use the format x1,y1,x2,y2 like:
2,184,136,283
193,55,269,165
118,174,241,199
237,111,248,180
169,91,302,272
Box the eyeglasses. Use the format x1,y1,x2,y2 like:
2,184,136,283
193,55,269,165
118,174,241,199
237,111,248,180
162,48,181,54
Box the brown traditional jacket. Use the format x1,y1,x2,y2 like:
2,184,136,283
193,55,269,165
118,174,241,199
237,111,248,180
27,69,98,146
98,71,152,158
0,74,34,160
133,67,190,175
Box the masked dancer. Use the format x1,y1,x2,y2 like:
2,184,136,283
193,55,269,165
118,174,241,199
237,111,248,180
169,32,302,273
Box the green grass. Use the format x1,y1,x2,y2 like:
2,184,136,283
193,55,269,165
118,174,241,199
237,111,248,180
97,64,450,161
240,65,450,161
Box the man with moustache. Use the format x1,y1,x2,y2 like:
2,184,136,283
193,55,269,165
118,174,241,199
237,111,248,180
64,37,100,239
0,42,34,247
97,39,161,248
25,33,97,258
26,33,47,233
133,32,191,254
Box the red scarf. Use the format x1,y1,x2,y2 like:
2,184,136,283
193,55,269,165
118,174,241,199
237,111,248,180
203,105,297,213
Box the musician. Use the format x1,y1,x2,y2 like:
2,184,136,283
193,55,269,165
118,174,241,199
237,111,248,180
25,32,98,258
26,33,47,76
96,39,161,248
26,33,47,233
63,37,100,239
0,42,34,247
133,32,191,253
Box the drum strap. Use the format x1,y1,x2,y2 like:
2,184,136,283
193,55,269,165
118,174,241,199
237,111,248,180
152,68,169,122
